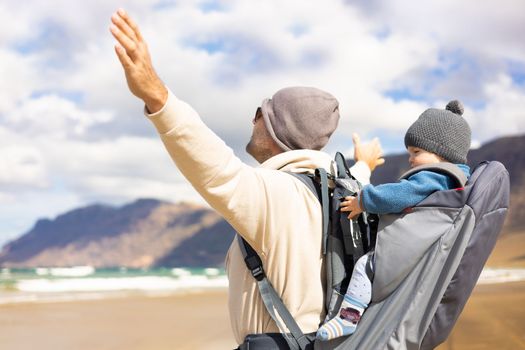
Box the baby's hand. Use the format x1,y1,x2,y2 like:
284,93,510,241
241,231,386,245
340,195,364,220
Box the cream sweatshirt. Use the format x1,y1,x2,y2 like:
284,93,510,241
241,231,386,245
146,90,371,344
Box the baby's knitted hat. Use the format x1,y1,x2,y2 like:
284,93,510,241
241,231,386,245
404,100,471,163
260,87,340,151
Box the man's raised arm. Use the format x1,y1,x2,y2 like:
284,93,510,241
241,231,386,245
109,9,275,251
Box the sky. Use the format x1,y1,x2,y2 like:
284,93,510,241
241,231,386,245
0,0,524,247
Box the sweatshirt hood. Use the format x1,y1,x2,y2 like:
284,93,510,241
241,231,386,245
260,150,336,175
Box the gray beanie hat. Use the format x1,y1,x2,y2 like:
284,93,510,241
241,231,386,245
260,86,340,151
404,100,471,164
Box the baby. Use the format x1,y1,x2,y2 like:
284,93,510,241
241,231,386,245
317,100,472,341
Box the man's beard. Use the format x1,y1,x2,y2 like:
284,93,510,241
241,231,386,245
246,138,258,161
246,138,274,164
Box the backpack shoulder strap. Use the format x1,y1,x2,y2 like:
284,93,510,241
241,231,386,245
288,171,330,255
288,172,321,200
399,162,468,187
236,235,311,350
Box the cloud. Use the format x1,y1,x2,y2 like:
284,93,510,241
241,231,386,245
352,0,525,59
0,128,205,247
472,74,525,141
0,49,41,114
4,94,113,138
0,143,47,189
350,0,525,105
0,0,524,246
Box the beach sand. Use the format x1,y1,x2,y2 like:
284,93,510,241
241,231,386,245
437,281,525,350
0,290,236,350
0,282,524,349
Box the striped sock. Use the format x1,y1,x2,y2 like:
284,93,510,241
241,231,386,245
316,295,367,341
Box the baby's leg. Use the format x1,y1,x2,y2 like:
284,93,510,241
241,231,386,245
316,252,373,341
346,251,373,305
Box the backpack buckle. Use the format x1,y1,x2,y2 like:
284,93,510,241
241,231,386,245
251,266,265,281
244,256,265,280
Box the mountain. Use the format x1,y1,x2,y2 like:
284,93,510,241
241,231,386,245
0,134,523,268
0,199,236,268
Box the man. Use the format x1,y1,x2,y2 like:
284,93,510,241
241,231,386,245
110,8,384,347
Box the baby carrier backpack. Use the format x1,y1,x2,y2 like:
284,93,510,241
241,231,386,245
237,154,509,350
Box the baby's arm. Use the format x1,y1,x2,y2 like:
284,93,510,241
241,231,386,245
341,170,451,217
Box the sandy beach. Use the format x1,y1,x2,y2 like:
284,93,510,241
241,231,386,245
0,290,236,350
437,281,525,350
0,282,524,349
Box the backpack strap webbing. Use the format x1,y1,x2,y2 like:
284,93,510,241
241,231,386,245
399,163,468,187
315,168,330,255
288,173,321,200
237,235,311,350
289,171,329,255
341,211,365,261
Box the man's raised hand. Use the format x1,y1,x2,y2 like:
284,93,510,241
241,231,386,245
353,133,385,172
110,8,167,113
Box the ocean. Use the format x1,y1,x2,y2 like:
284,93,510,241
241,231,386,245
1,266,524,305
0,266,228,304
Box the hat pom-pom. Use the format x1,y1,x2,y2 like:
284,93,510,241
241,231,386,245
446,100,464,115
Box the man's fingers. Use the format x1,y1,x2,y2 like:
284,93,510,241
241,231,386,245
110,24,138,59
352,133,361,146
114,44,134,69
111,12,138,43
372,138,383,154
377,158,386,166
118,8,144,42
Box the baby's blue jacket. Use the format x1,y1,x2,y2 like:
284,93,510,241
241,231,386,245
361,164,471,214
